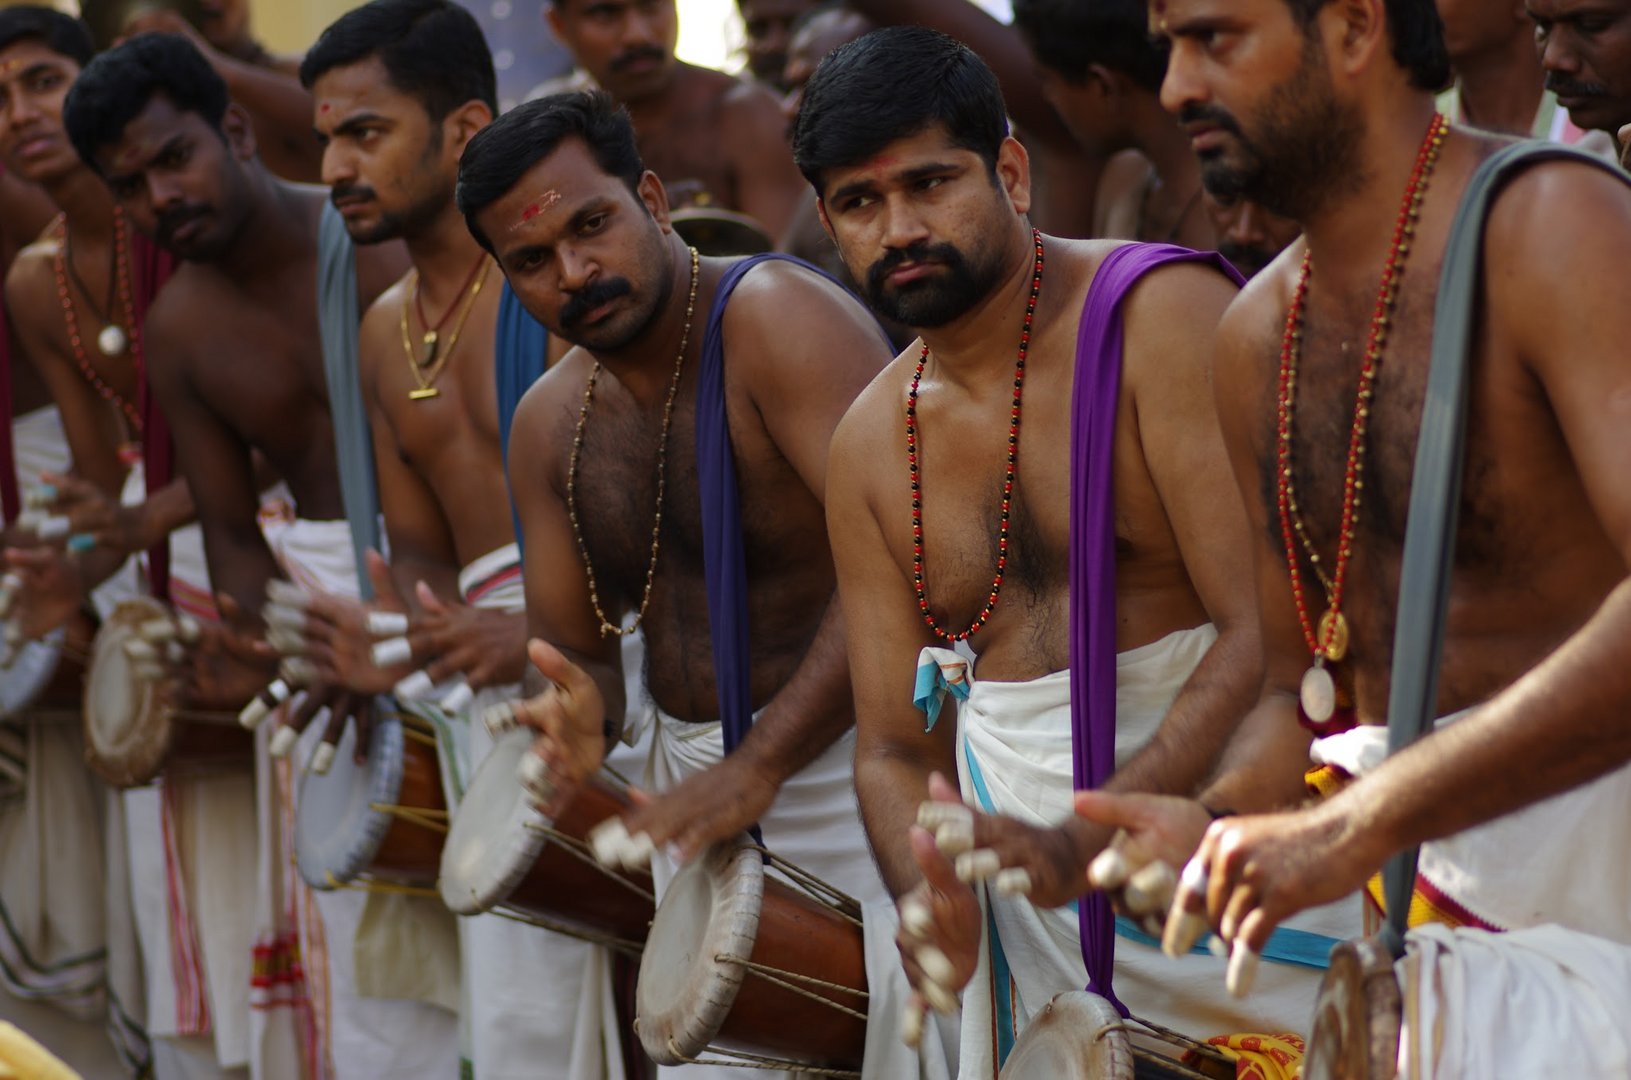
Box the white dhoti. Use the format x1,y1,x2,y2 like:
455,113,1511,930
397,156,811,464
260,518,458,1080
952,626,1360,1080
8,406,70,494
1310,717,1631,943
454,543,628,1080
638,696,953,1080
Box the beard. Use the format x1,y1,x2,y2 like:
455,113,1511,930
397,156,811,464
862,236,1007,329
1183,36,1365,222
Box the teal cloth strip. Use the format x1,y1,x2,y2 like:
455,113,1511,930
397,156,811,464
316,202,380,597
914,658,969,732
1110,914,1337,971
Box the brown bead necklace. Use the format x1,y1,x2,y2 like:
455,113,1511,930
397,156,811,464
566,246,700,637
907,228,1044,643
1277,112,1447,725
51,207,142,433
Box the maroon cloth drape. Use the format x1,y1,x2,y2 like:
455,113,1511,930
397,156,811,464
1,297,18,525
130,232,176,599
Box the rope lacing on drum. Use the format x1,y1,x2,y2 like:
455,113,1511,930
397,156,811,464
489,906,645,960
749,844,863,927
1125,1014,1237,1075
659,1040,861,1078
367,801,450,834
710,951,868,1022
324,872,441,900
524,820,657,903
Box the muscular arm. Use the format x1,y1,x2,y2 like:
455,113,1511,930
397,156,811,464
828,386,957,896
144,306,280,614
1196,273,1318,815
1106,264,1260,802
723,264,895,783
722,83,808,241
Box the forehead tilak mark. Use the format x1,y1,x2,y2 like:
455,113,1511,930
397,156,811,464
509,189,563,232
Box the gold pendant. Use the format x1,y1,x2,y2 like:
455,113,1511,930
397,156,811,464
420,331,438,367
409,387,440,401
1318,609,1350,662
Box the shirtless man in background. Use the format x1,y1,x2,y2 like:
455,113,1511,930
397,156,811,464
544,0,807,239
738,0,815,93
64,34,453,1078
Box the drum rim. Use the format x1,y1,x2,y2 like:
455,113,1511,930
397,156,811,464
0,627,66,718
294,709,406,889
437,724,550,914
636,837,764,1065
999,990,1134,1079
82,596,175,786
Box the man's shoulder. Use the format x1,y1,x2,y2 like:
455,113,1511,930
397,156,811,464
830,347,918,465
5,234,59,312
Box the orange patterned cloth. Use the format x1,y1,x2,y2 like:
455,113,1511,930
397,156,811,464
1201,1032,1306,1080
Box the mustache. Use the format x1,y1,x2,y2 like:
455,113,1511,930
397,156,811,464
1544,72,1610,98
559,277,633,328
331,182,376,206
865,240,963,294
156,205,209,246
612,46,666,73
1177,102,1246,138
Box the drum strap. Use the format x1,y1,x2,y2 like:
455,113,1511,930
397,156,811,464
1378,141,1630,956
317,201,379,598
1069,243,1242,1011
694,253,867,762
495,281,551,548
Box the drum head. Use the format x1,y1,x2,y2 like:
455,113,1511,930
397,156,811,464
1305,938,1402,1080
670,207,774,256
438,725,549,914
296,712,405,889
0,629,65,719
83,598,174,787
1000,991,1133,1079
637,838,763,1065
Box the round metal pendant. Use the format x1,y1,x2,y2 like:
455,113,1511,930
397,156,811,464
97,324,128,357
1301,664,1337,724
1319,609,1350,662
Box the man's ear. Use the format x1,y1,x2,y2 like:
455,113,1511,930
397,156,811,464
815,196,834,241
223,102,257,161
446,99,495,157
640,169,673,231
995,134,1032,216
1329,0,1389,80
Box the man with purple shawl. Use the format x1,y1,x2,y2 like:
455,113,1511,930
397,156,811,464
797,27,1357,1074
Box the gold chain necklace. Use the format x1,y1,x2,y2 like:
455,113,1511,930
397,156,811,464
400,256,492,400
566,247,700,637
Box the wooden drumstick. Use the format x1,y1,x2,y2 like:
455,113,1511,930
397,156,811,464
239,678,292,729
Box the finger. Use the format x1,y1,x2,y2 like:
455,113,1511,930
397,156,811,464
311,701,348,775
1072,789,1158,833
1226,937,1261,998
992,867,1033,898
899,896,934,940
900,995,925,1049
366,610,409,637
364,549,404,608
954,848,1001,885
926,770,962,804
350,698,374,765
526,637,592,697
1087,840,1133,891
519,738,559,806
909,824,964,899
414,580,450,616
238,678,292,729
1219,880,1258,946
1205,823,1243,929
1122,860,1177,918
370,636,414,669
1162,858,1211,958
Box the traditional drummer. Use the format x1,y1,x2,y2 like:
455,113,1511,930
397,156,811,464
459,88,891,892
1076,0,1631,1051
794,26,1356,1073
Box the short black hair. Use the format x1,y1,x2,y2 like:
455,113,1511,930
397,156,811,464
1011,0,1167,94
300,0,497,119
64,33,229,171
792,26,1008,195
0,6,93,68
1283,0,1449,91
457,90,645,253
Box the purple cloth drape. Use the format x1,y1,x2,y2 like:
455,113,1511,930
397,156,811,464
1070,242,1242,1012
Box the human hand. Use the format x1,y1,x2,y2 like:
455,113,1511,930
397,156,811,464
179,595,277,712
917,771,1106,909
1073,790,1213,943
894,823,981,1045
407,580,527,691
612,752,780,864
0,545,86,640
1164,800,1379,996
508,638,607,808
282,551,412,695
266,682,375,772
32,472,146,556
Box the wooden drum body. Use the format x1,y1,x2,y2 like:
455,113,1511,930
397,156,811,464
1305,938,1402,1080
83,598,248,787
637,839,868,1071
439,725,654,946
297,710,447,889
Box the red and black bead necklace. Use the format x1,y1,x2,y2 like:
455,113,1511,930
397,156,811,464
51,206,143,433
907,228,1044,643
